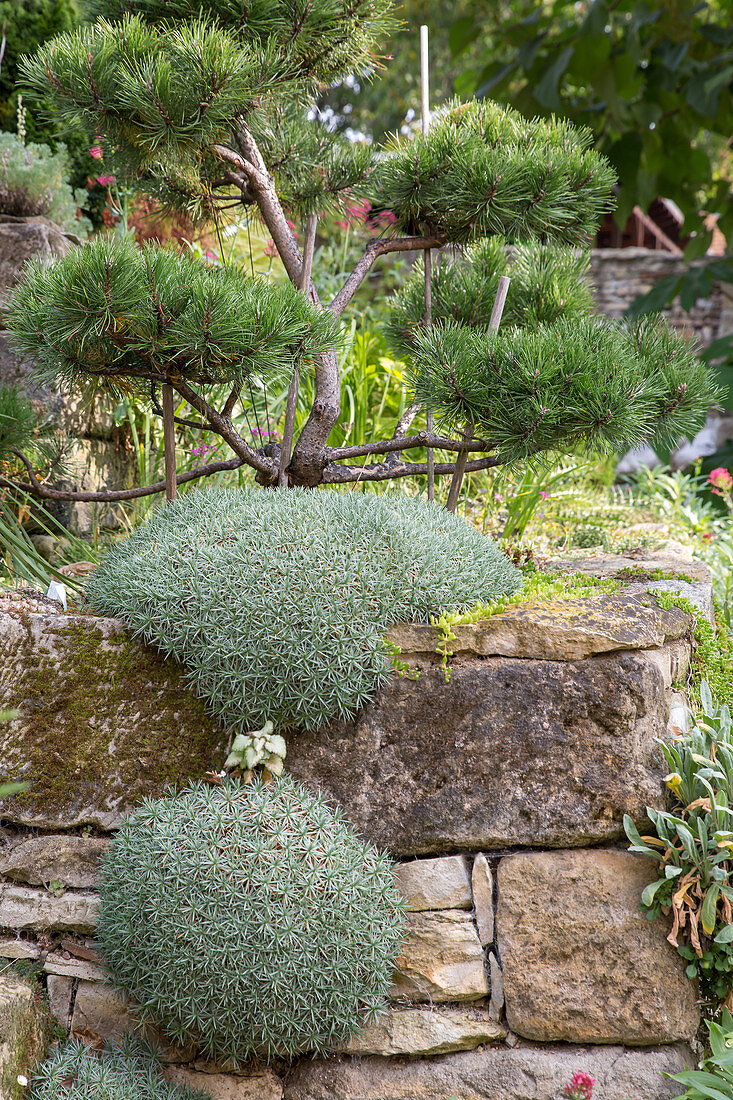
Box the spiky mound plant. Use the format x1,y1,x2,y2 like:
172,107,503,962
87,487,520,731
29,1037,204,1100
98,776,406,1063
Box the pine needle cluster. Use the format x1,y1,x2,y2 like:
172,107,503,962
30,1037,204,1100
386,238,594,354
98,776,406,1063
408,314,717,463
86,488,521,732
7,236,338,393
369,99,616,243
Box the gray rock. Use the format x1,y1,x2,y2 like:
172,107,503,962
541,552,711,585
165,1066,283,1100
47,974,74,1030
0,884,97,934
287,649,675,854
391,911,489,1003
0,835,110,888
647,579,715,627
44,953,106,982
0,216,75,321
471,855,493,946
284,1042,694,1100
394,856,472,911
336,1007,505,1057
497,850,699,1045
387,591,688,662
487,951,503,1023
0,608,228,830
71,981,193,1061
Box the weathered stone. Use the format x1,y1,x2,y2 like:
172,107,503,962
0,835,110,889
71,981,192,1061
287,650,674,854
0,972,49,1100
391,911,489,1003
44,953,106,982
487,951,503,1023
165,1066,283,1100
0,885,97,934
388,592,688,663
337,1007,505,1057
471,856,493,946
394,856,472,911
0,939,39,962
284,1042,694,1100
647,579,715,626
497,850,699,1044
46,975,74,1030
0,608,228,829
541,552,712,584
0,216,75,320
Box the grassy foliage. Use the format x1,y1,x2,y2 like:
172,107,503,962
87,487,521,732
29,1037,204,1100
99,777,405,1063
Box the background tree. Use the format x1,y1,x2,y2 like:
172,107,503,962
451,0,733,255
2,0,719,504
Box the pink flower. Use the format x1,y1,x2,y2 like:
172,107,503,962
96,174,115,187
88,145,103,160
540,491,549,499
708,466,733,495
562,1071,594,1100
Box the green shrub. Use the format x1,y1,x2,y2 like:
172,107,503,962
87,487,521,732
98,776,406,1063
29,1036,204,1100
0,132,90,235
668,1008,733,1098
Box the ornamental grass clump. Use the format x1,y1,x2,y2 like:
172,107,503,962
29,1037,204,1100
98,776,406,1063
87,487,521,732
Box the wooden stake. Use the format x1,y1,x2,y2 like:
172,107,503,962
445,275,510,514
420,24,435,503
162,383,177,503
279,212,318,487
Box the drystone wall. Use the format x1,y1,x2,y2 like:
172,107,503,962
0,550,715,1100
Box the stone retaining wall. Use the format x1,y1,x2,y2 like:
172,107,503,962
0,552,714,1099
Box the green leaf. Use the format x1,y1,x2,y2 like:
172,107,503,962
449,17,476,59
641,878,665,907
533,46,574,110
625,274,682,319
702,883,721,935
714,924,733,944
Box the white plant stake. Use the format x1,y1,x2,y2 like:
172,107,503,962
420,24,435,503
46,580,67,610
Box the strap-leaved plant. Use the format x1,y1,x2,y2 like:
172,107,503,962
2,0,718,502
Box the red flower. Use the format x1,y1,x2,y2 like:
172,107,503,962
88,145,103,160
562,1071,594,1100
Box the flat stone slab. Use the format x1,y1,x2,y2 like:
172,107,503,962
0,835,110,888
394,856,472,911
165,1066,283,1100
0,607,228,829
284,1043,694,1100
387,592,688,663
392,911,489,1002
497,850,699,1045
541,552,711,584
336,1007,505,1057
0,884,98,934
0,972,49,1097
287,650,672,854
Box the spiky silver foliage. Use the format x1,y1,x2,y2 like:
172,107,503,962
98,777,406,1063
30,1037,204,1100
87,487,520,732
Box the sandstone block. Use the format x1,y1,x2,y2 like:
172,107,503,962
0,608,227,829
71,981,192,1061
287,650,673,854
338,1007,504,1057
391,911,488,1002
46,975,74,1030
497,850,699,1044
471,855,494,945
284,1043,693,1100
0,885,97,934
0,836,110,889
394,856,471,911
165,1066,283,1100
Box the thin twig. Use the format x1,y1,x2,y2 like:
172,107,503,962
322,455,502,484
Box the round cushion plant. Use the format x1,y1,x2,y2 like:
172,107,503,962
87,486,521,733
98,775,406,1063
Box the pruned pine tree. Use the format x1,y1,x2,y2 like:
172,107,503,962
4,0,718,505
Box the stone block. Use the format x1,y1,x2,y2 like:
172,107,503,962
46,975,74,1030
471,855,493,945
337,1007,504,1057
394,856,471,911
165,1066,283,1100
497,850,699,1044
0,608,228,829
284,1043,694,1100
287,649,674,854
391,911,489,1003
0,836,110,889
0,885,97,934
